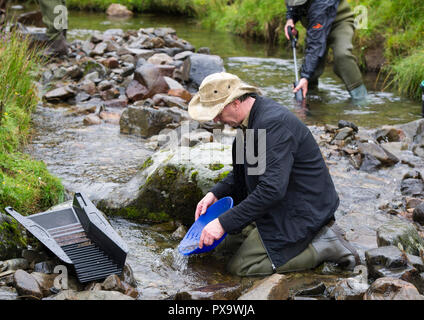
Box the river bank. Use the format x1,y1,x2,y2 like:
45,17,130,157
0,23,423,300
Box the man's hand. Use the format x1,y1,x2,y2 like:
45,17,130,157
294,78,308,99
199,218,225,249
195,192,218,221
284,19,297,40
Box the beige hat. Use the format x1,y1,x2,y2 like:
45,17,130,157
188,72,261,122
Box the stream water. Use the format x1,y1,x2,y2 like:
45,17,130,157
10,4,424,299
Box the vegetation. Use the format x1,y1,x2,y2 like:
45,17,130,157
0,32,64,216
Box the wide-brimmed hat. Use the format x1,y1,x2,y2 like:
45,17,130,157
188,72,261,122
286,0,308,6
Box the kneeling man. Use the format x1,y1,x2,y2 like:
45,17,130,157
188,72,359,276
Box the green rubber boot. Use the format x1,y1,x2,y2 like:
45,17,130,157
349,84,369,106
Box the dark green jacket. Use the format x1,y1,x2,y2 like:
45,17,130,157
286,0,354,80
211,95,339,269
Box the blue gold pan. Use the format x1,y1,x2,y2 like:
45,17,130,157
178,197,233,256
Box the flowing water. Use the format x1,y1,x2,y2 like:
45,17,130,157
11,4,424,298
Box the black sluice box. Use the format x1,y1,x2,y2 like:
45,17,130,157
5,192,128,283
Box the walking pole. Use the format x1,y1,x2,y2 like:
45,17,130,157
421,80,424,118
287,26,304,102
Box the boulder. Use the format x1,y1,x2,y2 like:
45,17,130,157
133,64,170,97
43,86,76,103
374,126,403,143
83,114,102,126
1,258,29,272
103,97,128,108
181,53,225,90
174,282,244,300
357,142,399,167
413,202,424,225
364,277,424,300
106,4,133,17
120,105,188,138
98,142,232,225
168,88,192,102
238,274,289,300
376,218,424,256
44,289,135,300
13,270,43,299
90,42,108,57
147,53,174,65
400,178,424,198
332,276,369,300
125,80,149,102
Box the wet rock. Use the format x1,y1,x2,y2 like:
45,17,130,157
0,214,25,261
413,144,424,158
154,27,177,38
164,77,184,91
119,105,186,138
168,88,192,103
181,53,225,90
84,71,102,84
331,266,369,300
78,79,97,95
171,225,187,240
30,272,57,297
44,289,135,300
102,274,126,293
97,80,113,91
364,277,424,300
90,42,108,57
412,202,424,225
238,274,289,300
120,54,136,65
181,130,213,147
365,246,424,281
119,263,137,288
134,64,170,97
163,34,195,52
359,154,381,172
105,142,232,224
99,111,121,124
80,59,108,79
375,126,403,143
103,97,128,108
83,114,102,126
100,87,120,101
152,94,187,109
106,4,133,17
126,80,149,102
295,282,326,297
357,142,399,167
174,51,194,61
65,65,83,80
406,197,424,210
338,120,358,133
13,269,43,299
376,219,424,256
43,86,76,103
333,127,354,141
0,286,18,300
1,258,29,272
34,261,56,274
400,178,424,198
147,53,173,65
175,282,243,300
103,57,120,69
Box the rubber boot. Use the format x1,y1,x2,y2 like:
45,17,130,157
44,31,68,57
311,222,360,270
349,84,369,106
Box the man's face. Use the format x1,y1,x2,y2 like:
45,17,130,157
213,101,241,127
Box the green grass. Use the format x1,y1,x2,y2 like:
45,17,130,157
0,32,64,215
66,0,198,15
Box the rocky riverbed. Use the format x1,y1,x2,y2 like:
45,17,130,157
1,25,424,300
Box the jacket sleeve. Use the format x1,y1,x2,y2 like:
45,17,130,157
300,0,341,80
286,5,302,23
218,122,297,234
210,170,235,199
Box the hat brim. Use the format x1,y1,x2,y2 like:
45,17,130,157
188,83,261,122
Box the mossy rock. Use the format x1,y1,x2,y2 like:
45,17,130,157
0,214,26,260
376,218,424,256
133,164,204,226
